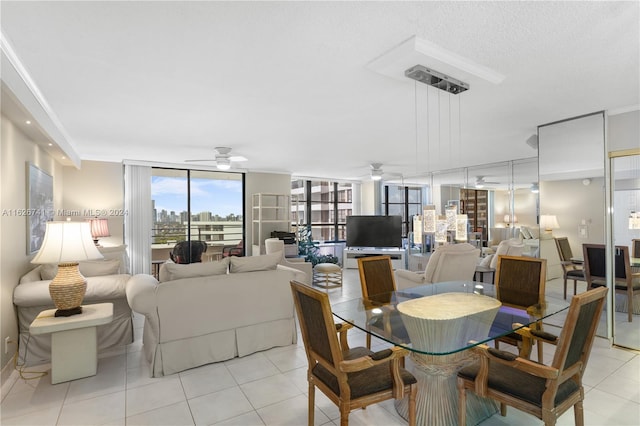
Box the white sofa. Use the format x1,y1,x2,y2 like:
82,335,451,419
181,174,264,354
13,245,133,366
264,237,313,283
478,238,525,270
395,243,480,289
126,253,305,377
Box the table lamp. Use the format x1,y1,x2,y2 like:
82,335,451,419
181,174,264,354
87,218,110,246
503,214,518,227
540,215,560,234
31,220,104,317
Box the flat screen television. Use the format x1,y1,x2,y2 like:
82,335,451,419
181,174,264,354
346,215,403,248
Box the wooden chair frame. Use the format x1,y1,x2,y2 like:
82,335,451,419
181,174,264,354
632,239,640,259
290,280,416,426
582,244,638,322
357,256,397,349
457,287,607,426
555,237,587,299
494,255,547,362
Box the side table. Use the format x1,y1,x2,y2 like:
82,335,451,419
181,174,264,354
29,303,113,384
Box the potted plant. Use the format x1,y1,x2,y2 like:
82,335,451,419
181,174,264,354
297,225,339,266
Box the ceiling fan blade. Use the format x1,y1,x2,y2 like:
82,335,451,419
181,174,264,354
229,155,248,162
184,159,217,162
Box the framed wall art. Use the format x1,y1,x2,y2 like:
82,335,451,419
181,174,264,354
27,162,54,254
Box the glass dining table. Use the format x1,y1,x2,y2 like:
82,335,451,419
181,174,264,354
330,280,570,426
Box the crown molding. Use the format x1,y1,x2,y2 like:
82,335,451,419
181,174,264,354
1,32,80,168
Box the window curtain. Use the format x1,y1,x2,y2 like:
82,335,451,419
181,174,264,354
124,163,152,275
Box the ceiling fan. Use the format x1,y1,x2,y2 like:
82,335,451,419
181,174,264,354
185,147,248,170
474,176,500,188
365,163,405,182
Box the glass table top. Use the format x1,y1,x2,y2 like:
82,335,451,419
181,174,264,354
330,280,570,356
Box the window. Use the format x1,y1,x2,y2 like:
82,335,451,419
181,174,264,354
382,185,423,237
151,168,244,253
291,179,353,242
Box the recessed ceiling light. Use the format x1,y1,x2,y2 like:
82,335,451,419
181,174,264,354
48,143,53,146
25,120,31,125
61,156,66,160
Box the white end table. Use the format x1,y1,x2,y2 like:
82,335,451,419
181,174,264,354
29,303,113,384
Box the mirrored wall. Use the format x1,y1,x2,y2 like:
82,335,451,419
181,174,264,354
409,157,538,254
538,111,640,350
611,151,640,349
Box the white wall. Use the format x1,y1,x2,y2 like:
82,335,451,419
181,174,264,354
493,189,538,231
62,160,125,246
244,172,292,251
540,177,606,257
609,110,639,152
0,115,64,373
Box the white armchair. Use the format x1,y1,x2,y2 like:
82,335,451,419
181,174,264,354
395,243,480,290
478,238,525,270
265,238,312,284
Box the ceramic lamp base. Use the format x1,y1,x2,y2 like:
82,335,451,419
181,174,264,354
49,262,87,317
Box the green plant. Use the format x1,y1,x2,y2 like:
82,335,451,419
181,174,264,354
296,225,339,266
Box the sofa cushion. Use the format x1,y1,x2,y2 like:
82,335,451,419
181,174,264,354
229,252,280,273
159,258,229,282
40,259,122,280
14,273,130,307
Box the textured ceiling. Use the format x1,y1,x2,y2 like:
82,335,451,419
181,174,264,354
1,1,638,183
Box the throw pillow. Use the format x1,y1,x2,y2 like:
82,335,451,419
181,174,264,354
159,258,229,282
229,252,281,273
479,254,493,268
520,226,533,240
40,259,121,280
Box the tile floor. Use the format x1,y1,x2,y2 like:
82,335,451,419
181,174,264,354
2,268,639,425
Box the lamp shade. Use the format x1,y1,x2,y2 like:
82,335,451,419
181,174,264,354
503,214,518,224
31,221,104,264
423,205,437,233
88,218,110,239
540,215,560,232
455,214,468,241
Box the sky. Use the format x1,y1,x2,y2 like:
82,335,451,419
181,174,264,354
151,176,243,217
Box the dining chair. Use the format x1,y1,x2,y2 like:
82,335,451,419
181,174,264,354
357,256,398,349
493,255,547,362
632,239,640,259
554,237,587,299
222,239,244,257
457,286,607,426
289,280,417,426
583,244,639,322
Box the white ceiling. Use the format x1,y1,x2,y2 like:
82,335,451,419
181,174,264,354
1,1,638,182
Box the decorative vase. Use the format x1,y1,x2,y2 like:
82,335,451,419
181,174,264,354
49,262,87,317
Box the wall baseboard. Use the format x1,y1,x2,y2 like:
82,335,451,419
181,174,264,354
1,353,18,402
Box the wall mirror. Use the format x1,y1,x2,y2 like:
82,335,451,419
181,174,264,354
538,112,608,337
611,151,640,350
411,157,537,255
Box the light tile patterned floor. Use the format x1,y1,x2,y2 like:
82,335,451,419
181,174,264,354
1,268,638,425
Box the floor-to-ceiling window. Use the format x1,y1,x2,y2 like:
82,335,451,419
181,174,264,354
291,179,353,242
382,185,423,237
151,168,244,261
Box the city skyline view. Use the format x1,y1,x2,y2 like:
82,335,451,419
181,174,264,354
151,175,243,218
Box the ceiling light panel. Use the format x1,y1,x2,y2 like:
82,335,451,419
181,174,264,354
367,35,505,86
405,65,469,94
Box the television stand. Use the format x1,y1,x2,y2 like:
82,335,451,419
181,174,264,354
343,247,406,269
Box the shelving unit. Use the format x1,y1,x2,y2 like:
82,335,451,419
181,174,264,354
251,193,293,256
460,189,488,244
